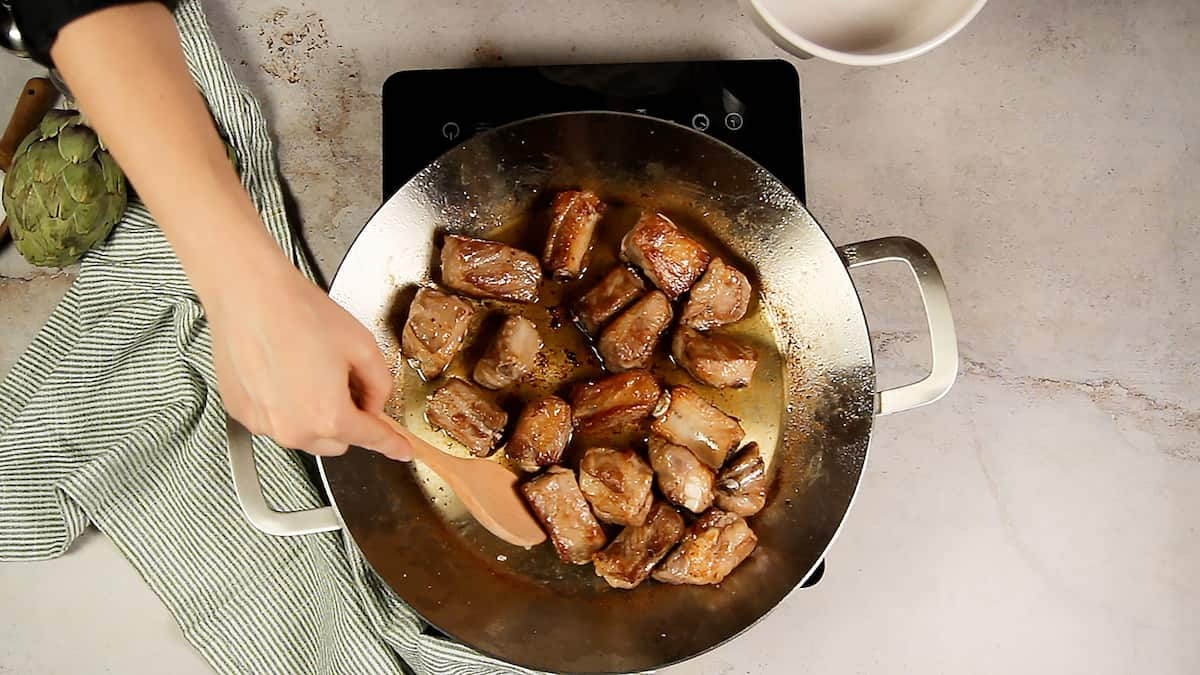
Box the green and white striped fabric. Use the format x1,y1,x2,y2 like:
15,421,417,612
0,2,542,673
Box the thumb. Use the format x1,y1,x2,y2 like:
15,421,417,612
341,408,414,461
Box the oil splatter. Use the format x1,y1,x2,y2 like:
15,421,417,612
246,7,381,264
257,9,330,85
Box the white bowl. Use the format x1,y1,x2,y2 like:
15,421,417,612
743,0,989,66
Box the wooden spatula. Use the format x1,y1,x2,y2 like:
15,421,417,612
379,415,546,548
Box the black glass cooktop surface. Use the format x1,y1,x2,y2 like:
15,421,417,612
382,60,805,202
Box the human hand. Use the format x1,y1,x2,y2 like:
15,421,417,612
46,0,411,460
206,257,413,460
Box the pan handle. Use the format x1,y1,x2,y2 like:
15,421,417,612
227,414,342,536
837,236,959,416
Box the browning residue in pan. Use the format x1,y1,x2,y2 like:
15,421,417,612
385,195,786,586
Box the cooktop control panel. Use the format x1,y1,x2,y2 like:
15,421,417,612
382,60,805,202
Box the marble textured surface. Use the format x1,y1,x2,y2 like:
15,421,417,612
2,0,1197,673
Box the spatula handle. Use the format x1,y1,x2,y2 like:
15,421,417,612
0,77,56,172
377,414,460,475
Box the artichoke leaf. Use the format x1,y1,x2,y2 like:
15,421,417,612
14,127,39,158
105,191,128,227
57,126,100,164
2,163,31,202
26,176,56,220
98,151,125,194
69,198,106,234
62,161,105,203
38,109,78,138
45,217,82,266
24,140,64,183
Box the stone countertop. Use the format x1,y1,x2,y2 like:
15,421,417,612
1,1,1197,673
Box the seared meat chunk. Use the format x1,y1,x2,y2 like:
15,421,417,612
425,378,508,457
680,259,752,330
573,266,645,336
652,509,758,585
506,396,573,472
578,448,655,526
570,370,662,438
620,212,711,300
593,501,686,589
648,434,715,514
473,315,542,390
521,466,607,564
715,443,768,517
401,287,475,380
441,234,541,303
671,325,759,389
543,189,606,279
597,290,673,372
651,386,745,470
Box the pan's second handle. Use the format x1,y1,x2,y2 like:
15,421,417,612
837,236,958,416
227,414,341,536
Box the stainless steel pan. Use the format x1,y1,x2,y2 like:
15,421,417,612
227,112,957,673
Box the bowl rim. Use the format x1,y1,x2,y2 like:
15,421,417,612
743,0,989,66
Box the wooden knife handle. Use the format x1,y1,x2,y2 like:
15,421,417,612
0,78,58,173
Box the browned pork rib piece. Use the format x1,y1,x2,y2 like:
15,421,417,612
651,386,745,470
573,266,646,336
473,315,542,390
715,443,768,517
521,466,607,564
680,258,752,330
401,287,475,380
578,448,655,526
425,378,508,457
597,290,673,372
506,396,573,472
592,501,686,589
671,325,759,389
620,212,711,300
647,434,715,514
440,234,541,303
543,189,606,279
570,370,661,438
651,508,758,585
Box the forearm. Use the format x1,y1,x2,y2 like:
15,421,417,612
49,2,291,306
26,2,408,459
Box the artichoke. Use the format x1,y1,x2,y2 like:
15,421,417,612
2,109,127,267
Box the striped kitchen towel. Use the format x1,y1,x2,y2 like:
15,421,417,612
0,1,542,673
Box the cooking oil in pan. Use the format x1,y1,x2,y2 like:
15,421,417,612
389,198,786,569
